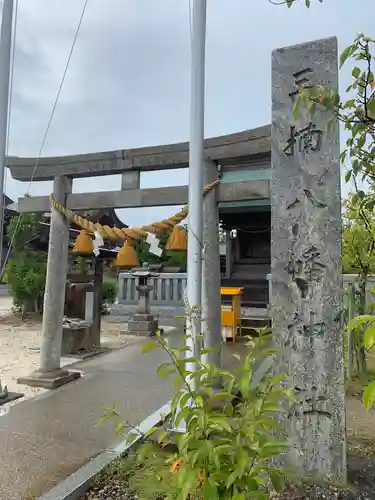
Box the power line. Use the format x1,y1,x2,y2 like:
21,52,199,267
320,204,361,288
0,0,90,278
2,0,18,223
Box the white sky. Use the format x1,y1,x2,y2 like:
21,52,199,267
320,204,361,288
4,0,373,225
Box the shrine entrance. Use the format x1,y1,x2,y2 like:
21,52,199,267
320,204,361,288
220,201,270,308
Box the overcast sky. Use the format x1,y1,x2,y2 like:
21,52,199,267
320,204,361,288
4,0,374,226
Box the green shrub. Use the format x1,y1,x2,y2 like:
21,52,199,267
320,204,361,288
3,213,47,318
5,252,47,317
101,278,117,314
101,331,292,499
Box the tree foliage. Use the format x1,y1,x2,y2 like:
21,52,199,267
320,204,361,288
342,195,375,278
277,0,375,403
134,228,187,271
4,214,47,317
101,331,292,500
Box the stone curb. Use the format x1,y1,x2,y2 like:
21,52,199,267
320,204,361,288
38,401,171,500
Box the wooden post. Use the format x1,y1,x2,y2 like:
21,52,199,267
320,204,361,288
18,176,80,389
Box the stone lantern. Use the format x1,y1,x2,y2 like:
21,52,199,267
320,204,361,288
127,262,159,337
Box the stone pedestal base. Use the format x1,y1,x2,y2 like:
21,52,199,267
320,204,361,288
63,346,111,360
0,392,24,406
128,313,158,337
18,368,81,390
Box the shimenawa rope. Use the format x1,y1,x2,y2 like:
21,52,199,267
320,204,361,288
50,179,220,242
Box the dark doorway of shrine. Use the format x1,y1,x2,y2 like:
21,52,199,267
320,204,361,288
220,203,270,308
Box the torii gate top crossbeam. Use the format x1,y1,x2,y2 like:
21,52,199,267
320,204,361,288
6,125,270,182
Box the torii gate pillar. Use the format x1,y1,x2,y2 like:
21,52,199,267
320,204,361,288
201,161,222,368
18,176,81,389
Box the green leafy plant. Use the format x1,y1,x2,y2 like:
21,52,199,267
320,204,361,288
133,230,187,270
275,0,375,408
101,278,117,314
347,314,375,408
342,196,375,376
4,213,47,318
101,331,293,499
75,255,90,274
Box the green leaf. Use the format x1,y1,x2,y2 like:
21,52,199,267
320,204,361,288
347,314,375,331
180,356,200,364
157,430,169,443
171,391,182,414
211,391,232,400
352,66,361,78
255,418,281,429
269,470,285,492
357,133,366,150
226,470,238,488
203,478,219,500
209,416,232,433
200,347,217,355
364,324,375,349
263,440,289,450
232,494,246,500
368,97,375,119
141,341,157,354
156,362,176,378
270,374,286,386
143,425,158,438
343,98,356,109
363,380,375,409
115,421,125,436
345,170,352,183
180,468,198,499
179,392,192,409
247,492,268,500
214,443,233,454
340,44,355,68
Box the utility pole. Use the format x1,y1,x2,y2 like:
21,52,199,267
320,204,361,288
185,0,207,384
0,0,14,270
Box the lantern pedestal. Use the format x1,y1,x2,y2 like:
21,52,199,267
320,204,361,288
128,313,158,337
127,262,159,337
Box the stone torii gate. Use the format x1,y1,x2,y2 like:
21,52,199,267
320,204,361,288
8,34,347,483
7,126,271,389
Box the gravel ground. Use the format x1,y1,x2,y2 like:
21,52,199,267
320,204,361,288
83,479,137,500
0,297,133,405
81,456,375,500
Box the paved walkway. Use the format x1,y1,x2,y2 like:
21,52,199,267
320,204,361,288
0,335,244,500
0,338,172,500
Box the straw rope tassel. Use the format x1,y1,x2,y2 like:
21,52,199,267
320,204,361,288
49,179,220,243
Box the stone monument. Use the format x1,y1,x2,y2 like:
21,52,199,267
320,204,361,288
127,262,159,336
271,37,346,481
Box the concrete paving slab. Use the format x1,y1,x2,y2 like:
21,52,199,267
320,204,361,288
0,334,250,500
0,341,173,500
0,430,99,500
